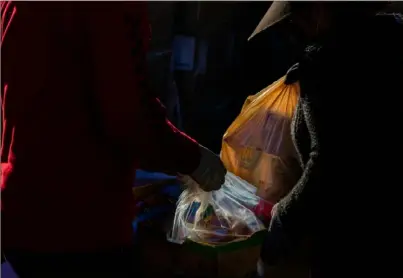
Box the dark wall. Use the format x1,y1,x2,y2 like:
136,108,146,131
147,2,300,153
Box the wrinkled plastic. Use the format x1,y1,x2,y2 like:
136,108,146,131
168,172,268,246
221,76,301,203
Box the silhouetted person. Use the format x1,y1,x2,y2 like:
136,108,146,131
1,2,226,277
258,2,403,278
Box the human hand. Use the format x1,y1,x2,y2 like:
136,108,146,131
186,145,226,192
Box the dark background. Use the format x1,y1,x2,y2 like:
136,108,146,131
146,1,403,153
146,2,300,153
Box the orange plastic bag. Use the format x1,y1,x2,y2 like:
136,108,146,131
221,76,301,202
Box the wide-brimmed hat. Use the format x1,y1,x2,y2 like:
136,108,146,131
249,1,291,40
249,1,391,40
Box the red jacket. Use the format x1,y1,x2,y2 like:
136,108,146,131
1,2,201,252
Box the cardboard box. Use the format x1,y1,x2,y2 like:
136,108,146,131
136,224,265,278
135,227,181,278
176,231,266,278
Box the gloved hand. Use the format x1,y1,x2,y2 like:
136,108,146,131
186,145,226,192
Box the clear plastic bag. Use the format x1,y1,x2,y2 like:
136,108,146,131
168,172,266,246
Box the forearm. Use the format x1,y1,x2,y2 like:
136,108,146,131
136,113,201,175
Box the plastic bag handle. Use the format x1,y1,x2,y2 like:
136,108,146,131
285,63,299,85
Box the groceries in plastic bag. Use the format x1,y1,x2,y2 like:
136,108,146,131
221,74,302,203
168,172,271,246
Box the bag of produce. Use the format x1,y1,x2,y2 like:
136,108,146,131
221,72,301,203
168,172,271,246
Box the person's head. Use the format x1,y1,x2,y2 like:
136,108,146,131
250,2,389,41
289,2,388,39
288,2,330,39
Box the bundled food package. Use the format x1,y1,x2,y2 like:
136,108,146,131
168,172,271,246
221,75,302,203
168,172,272,278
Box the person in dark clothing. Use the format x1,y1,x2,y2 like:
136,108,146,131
257,2,403,278
1,2,226,277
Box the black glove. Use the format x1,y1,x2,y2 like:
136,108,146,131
179,145,226,192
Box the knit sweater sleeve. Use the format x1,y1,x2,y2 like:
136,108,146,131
273,13,403,240
273,47,327,240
